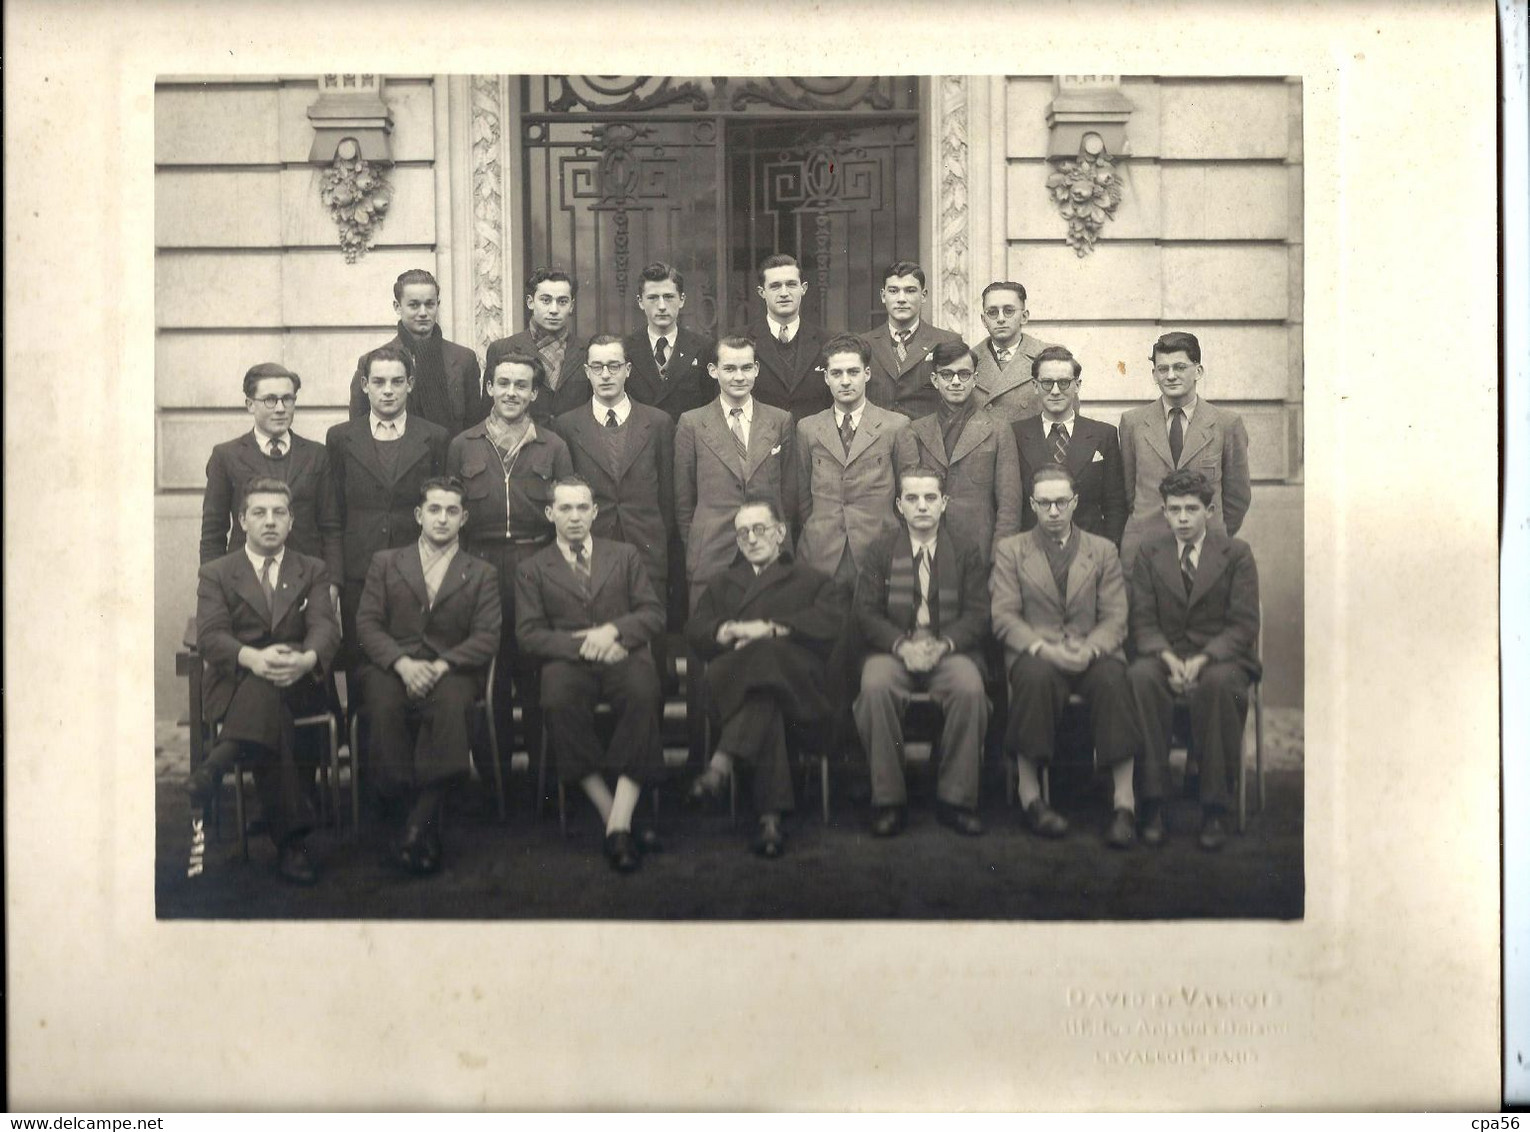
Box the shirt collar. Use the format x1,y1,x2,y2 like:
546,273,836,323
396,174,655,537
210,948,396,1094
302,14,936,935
244,542,286,574
252,424,289,452
419,535,459,560
834,401,867,428
909,532,938,558
1162,395,1199,423
888,319,921,339
766,314,800,341
647,326,677,350
1040,411,1076,431
370,410,407,437
722,395,754,420
1178,530,1208,561
592,394,632,425
557,535,589,560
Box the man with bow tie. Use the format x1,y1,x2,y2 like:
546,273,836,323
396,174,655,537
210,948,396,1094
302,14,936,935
187,478,341,885
853,468,991,838
861,260,963,420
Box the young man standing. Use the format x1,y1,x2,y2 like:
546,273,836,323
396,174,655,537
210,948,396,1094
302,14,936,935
861,260,962,420
349,269,484,438
893,338,1022,565
187,478,341,885
515,478,666,874
741,253,829,422
354,477,502,875
622,261,715,421
484,267,591,426
1126,469,1261,851
970,280,1057,424
1117,331,1252,572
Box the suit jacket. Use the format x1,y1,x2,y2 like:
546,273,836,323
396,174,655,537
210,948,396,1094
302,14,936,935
794,403,911,579
685,554,844,724
738,316,830,421
325,415,449,584
483,328,592,426
894,407,1022,563
552,401,675,587
199,431,343,577
969,332,1055,424
622,327,715,421
1130,531,1262,678
989,527,1128,664
675,398,796,585
354,543,502,677
862,320,964,420
1118,397,1252,570
854,527,990,660
1013,413,1128,547
195,548,341,723
348,327,485,438
514,538,665,662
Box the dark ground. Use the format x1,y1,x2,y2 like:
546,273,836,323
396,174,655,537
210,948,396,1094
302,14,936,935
155,709,1304,921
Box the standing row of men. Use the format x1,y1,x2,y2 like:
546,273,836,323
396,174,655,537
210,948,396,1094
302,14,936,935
190,255,1260,884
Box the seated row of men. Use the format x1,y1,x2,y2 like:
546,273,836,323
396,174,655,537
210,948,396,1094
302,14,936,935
190,459,1259,884
189,257,1258,884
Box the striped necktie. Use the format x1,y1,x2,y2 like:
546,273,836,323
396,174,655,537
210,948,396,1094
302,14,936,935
260,556,277,614
654,336,669,372
914,548,932,630
895,329,912,364
1180,542,1196,595
728,407,749,467
1049,422,1069,466
838,412,855,456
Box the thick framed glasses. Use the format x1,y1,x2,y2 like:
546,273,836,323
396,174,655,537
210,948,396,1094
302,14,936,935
251,394,297,409
934,368,976,383
584,361,630,375
734,523,780,542
1031,495,1077,512
1032,378,1077,392
1152,362,1195,377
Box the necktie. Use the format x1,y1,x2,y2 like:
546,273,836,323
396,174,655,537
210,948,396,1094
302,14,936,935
605,408,619,428
267,438,283,459
895,329,912,364
778,324,790,347
728,407,749,465
424,559,441,608
260,556,277,614
996,346,1014,367
1050,421,1069,466
570,540,590,578
839,412,855,456
1169,407,1185,466
655,336,669,371
914,548,932,630
1180,542,1196,595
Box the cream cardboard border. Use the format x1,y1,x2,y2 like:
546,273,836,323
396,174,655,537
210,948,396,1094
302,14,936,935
3,0,1501,1110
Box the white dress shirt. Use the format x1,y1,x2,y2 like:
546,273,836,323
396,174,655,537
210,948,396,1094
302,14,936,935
592,394,633,427
370,410,408,440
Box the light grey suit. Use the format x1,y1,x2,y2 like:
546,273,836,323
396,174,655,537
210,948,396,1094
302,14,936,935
970,332,1056,424
794,402,911,582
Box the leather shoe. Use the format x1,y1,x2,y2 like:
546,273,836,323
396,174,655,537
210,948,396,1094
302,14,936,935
1139,808,1166,848
604,830,641,874
185,762,221,806
1105,807,1136,850
871,806,906,838
416,826,443,875
1023,799,1069,838
1198,813,1229,852
751,816,786,859
276,840,318,886
937,805,985,837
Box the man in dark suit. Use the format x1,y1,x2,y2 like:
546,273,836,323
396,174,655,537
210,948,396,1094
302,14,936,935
853,468,991,838
1013,345,1127,547
893,339,1022,565
200,362,343,619
483,267,592,426
622,261,715,422
326,345,449,677
970,280,1057,425
862,260,963,420
354,477,502,875
515,478,666,874
1127,469,1261,851
738,253,829,422
991,465,1143,849
685,498,844,858
1118,331,1252,572
187,478,341,885
347,269,485,438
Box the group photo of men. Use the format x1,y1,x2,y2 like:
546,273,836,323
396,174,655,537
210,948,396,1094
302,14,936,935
169,249,1291,918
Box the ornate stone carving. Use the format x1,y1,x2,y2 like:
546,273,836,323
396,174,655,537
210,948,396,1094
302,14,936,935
1046,139,1124,256
319,143,393,263
937,75,970,329
470,75,506,357
529,75,916,115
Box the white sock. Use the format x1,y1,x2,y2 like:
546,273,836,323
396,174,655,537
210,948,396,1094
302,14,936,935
707,752,734,778
606,776,641,834
1111,760,1136,813
580,774,614,824
1014,756,1042,807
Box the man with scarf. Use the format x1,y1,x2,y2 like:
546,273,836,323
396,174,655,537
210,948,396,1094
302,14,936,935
853,467,991,838
484,267,593,427
349,269,485,438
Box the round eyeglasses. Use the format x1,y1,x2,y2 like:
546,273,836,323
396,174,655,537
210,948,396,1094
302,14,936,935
1031,496,1077,512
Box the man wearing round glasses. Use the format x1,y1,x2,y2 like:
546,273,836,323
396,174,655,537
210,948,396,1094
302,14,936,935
1013,345,1127,548
893,338,1021,565
1117,332,1251,572
991,465,1143,848
970,280,1057,424
685,499,844,858
200,364,343,621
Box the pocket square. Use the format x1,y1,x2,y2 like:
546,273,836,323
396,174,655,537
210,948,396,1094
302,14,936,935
770,444,783,456
298,597,309,611
1091,450,1105,463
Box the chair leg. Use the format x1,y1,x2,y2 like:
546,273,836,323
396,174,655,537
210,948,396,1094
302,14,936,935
325,715,345,837
536,725,549,825
820,756,831,825
1040,765,1050,807
557,781,568,838
485,677,507,823
1237,726,1248,835
728,765,738,828
234,766,249,863
1254,685,1265,813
